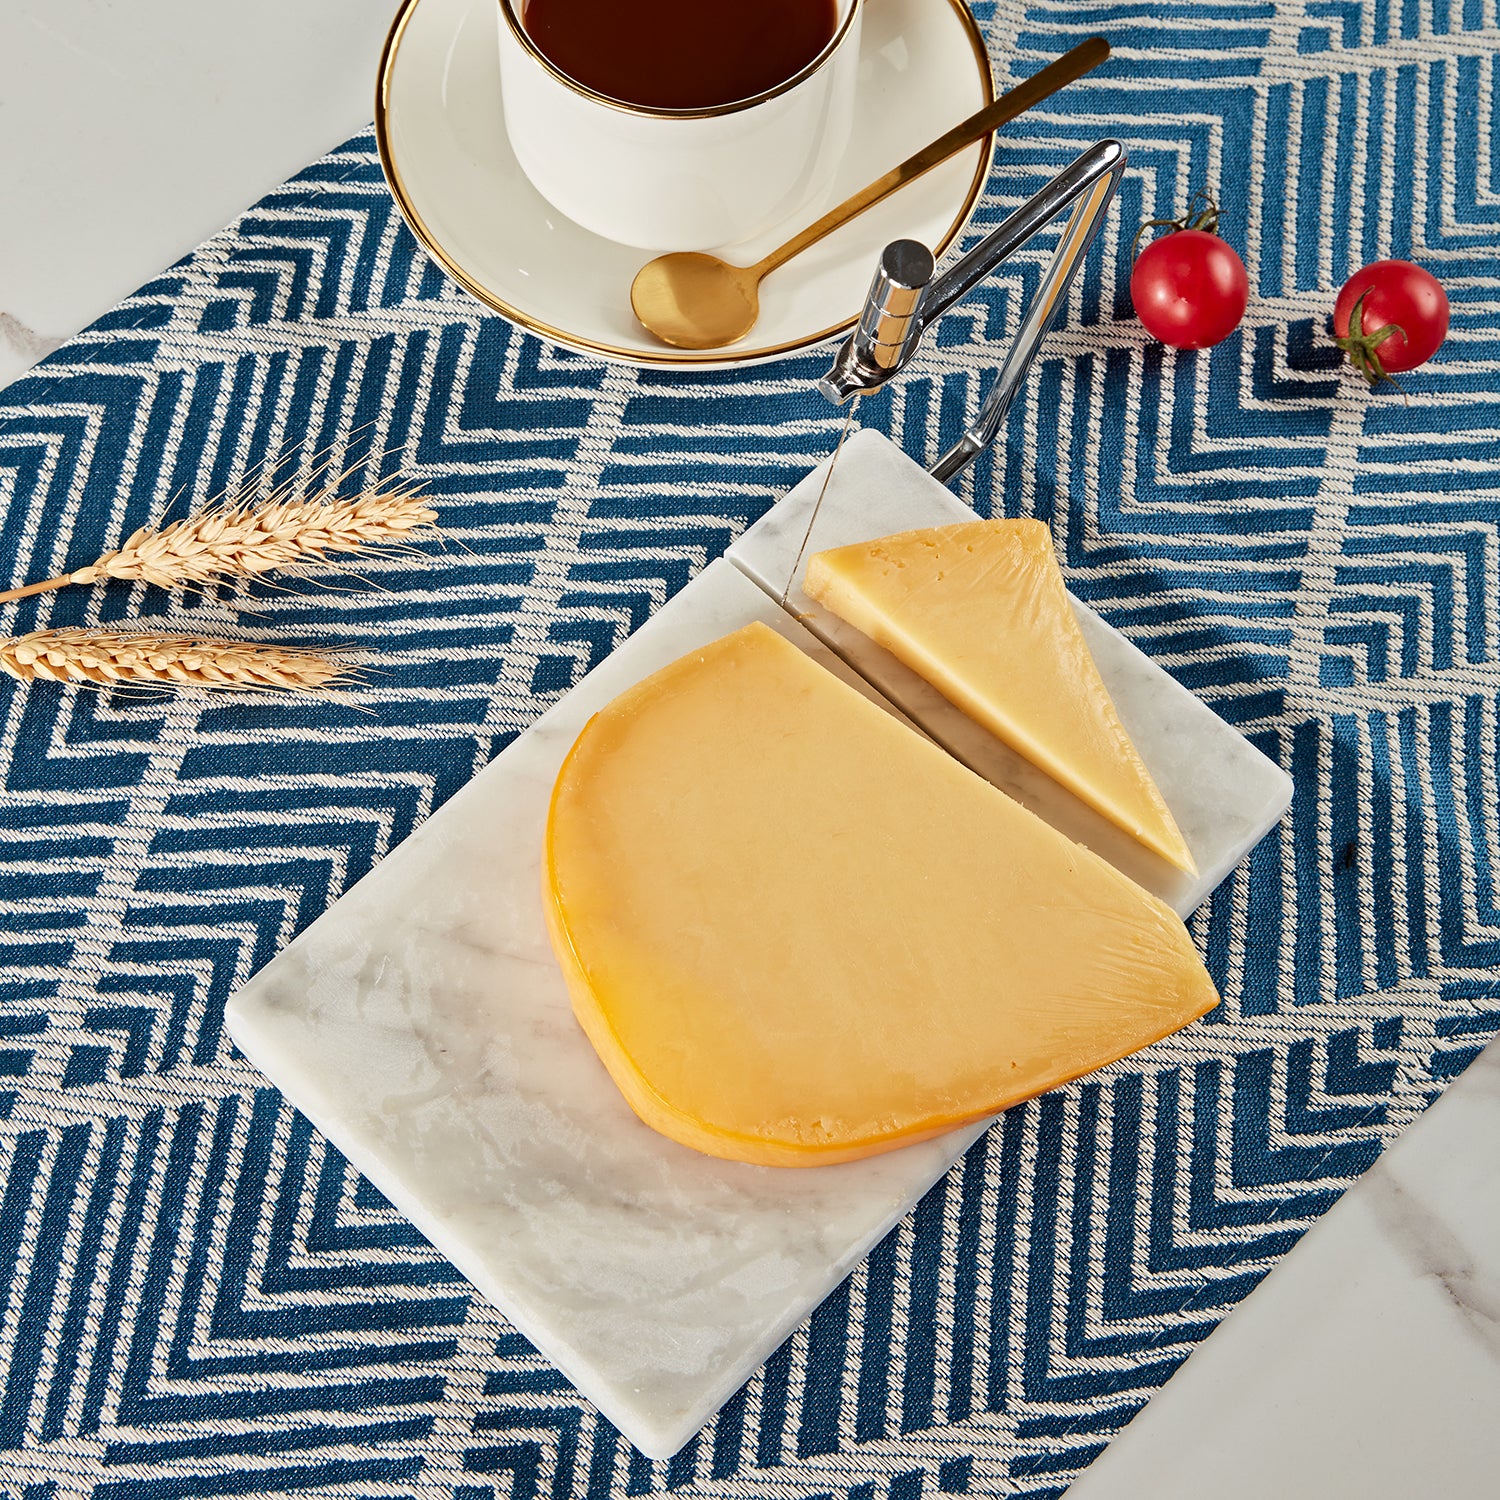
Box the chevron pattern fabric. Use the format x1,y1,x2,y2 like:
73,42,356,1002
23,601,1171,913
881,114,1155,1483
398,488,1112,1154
2,0,1498,1494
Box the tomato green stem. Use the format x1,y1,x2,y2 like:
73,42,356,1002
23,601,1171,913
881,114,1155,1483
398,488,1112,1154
1181,188,1220,235
1335,288,1407,388
1130,188,1224,260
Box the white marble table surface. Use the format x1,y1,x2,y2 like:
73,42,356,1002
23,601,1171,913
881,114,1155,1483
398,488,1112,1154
3,1,1497,1492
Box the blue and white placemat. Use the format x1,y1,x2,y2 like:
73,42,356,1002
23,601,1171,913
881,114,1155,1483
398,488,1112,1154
2,2,1498,1495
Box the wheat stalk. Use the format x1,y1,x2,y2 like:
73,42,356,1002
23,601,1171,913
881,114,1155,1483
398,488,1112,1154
0,629,352,694
0,475,437,605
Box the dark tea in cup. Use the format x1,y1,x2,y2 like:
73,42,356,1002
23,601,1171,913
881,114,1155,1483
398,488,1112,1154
521,0,841,111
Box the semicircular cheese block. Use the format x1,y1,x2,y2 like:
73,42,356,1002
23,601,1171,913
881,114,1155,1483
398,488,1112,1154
805,520,1197,874
544,622,1217,1167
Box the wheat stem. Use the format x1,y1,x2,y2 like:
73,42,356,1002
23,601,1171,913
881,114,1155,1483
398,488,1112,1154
0,575,74,605
0,629,352,694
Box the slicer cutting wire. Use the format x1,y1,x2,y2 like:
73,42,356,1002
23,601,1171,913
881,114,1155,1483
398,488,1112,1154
781,396,860,607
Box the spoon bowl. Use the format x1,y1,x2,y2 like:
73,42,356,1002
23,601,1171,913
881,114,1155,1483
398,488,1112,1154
630,254,761,350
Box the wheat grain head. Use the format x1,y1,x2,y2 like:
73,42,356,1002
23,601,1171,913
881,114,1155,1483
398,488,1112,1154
0,629,352,694
0,471,438,606
73,479,437,589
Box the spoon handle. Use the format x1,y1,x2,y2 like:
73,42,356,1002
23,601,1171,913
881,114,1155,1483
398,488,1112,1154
753,36,1111,279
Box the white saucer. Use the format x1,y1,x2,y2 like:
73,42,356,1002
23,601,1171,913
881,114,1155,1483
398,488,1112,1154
375,0,995,367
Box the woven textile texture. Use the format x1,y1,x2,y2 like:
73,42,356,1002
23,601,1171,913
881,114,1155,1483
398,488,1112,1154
2,1,1498,1495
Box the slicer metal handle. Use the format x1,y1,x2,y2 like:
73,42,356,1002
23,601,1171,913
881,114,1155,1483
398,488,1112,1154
818,139,1128,483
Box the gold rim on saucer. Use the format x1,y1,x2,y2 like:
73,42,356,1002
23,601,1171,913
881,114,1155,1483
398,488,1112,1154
373,0,996,367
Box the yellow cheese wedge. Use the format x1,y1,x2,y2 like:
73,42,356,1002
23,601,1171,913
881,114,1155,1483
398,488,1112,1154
544,621,1217,1167
804,520,1197,875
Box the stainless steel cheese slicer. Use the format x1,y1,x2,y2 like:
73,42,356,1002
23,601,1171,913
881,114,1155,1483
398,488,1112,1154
820,139,1127,481
779,139,1126,596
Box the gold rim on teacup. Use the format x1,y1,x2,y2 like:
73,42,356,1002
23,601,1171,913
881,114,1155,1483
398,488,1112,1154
492,0,865,119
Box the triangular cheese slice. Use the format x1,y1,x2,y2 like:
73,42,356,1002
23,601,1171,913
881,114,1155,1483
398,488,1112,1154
545,622,1217,1167
805,520,1196,874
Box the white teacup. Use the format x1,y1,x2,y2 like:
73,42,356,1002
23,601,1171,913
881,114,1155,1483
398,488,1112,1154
495,0,864,252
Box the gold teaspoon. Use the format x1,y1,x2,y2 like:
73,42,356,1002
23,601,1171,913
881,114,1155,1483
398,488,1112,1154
630,36,1111,350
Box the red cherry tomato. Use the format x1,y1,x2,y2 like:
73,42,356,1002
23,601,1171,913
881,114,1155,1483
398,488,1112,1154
1130,229,1249,350
1333,260,1448,383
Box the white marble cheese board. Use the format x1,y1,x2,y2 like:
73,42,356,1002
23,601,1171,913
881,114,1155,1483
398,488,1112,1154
226,430,1293,1457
